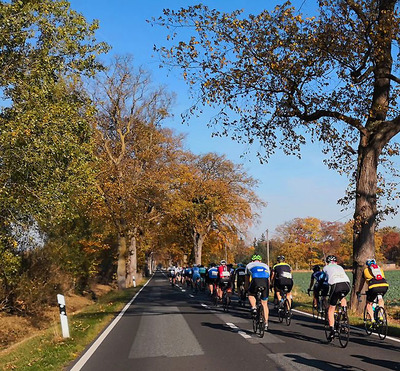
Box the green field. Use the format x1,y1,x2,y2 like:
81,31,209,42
292,270,400,304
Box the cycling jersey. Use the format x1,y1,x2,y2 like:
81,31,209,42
323,264,350,285
363,266,389,289
193,266,200,280
207,267,218,280
199,266,207,276
245,261,270,279
218,265,231,281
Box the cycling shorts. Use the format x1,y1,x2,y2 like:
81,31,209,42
274,278,293,293
328,281,350,306
218,279,232,290
248,278,269,300
366,286,388,303
314,283,329,297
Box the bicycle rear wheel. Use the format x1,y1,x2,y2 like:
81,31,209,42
312,302,318,321
258,305,265,338
285,299,291,326
376,307,388,340
363,306,373,335
338,312,349,348
324,316,332,342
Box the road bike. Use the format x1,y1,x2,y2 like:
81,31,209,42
210,282,219,306
221,282,232,312
238,281,247,307
277,289,292,326
252,286,266,338
324,304,350,348
358,293,388,340
309,289,327,322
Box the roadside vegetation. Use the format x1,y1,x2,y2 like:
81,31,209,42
0,284,142,371
1,1,400,365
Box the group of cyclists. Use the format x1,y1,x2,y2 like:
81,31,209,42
167,253,390,339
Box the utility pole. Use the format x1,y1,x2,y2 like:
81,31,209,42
266,229,270,268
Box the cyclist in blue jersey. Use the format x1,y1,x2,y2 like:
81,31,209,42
192,264,201,291
206,263,219,296
245,254,270,331
308,265,329,309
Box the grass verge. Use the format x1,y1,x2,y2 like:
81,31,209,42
0,283,144,371
292,288,400,339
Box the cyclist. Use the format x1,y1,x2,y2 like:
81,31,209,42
323,255,350,341
271,256,293,309
192,264,201,292
356,259,389,323
245,254,270,331
217,260,232,300
199,264,207,290
206,263,218,296
308,265,329,310
234,263,246,305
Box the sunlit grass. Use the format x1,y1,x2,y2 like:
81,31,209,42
0,285,141,371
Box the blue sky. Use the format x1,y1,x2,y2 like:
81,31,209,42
68,0,400,238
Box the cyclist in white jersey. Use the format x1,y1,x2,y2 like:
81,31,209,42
323,255,350,341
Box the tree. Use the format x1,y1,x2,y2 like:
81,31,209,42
0,0,107,310
91,56,182,289
154,1,400,311
169,152,263,265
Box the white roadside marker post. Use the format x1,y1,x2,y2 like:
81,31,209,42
57,294,70,338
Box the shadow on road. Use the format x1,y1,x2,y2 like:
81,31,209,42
351,354,399,370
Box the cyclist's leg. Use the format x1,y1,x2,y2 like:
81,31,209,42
377,286,388,309
261,279,270,326
327,284,336,328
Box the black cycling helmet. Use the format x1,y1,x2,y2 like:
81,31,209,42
312,265,321,272
210,262,216,267
326,255,337,263
277,255,285,262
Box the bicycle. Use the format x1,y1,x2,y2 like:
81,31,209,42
358,293,388,340
309,289,327,322
238,281,247,307
221,283,232,312
210,282,219,306
252,286,266,338
324,303,350,348
277,289,292,326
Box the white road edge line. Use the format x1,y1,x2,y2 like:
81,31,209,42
70,274,154,371
292,309,400,343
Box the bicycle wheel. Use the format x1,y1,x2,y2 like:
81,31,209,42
258,305,265,338
338,312,350,348
376,307,388,340
363,305,373,336
285,299,291,326
312,304,318,321
324,316,332,342
252,312,258,333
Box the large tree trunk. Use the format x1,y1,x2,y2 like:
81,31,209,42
351,139,379,312
117,232,128,289
192,229,205,265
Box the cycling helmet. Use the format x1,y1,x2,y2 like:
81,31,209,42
277,255,285,262
210,262,216,267
220,260,227,265
326,255,337,263
366,259,376,266
237,263,245,268
251,254,262,261
312,265,321,272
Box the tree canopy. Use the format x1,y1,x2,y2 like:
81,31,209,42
153,0,400,310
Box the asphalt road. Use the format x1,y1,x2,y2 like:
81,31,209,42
68,271,400,371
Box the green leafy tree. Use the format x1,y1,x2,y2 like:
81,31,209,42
154,0,400,310
0,0,107,310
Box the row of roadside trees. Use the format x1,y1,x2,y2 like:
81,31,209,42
0,1,262,315
254,217,400,270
